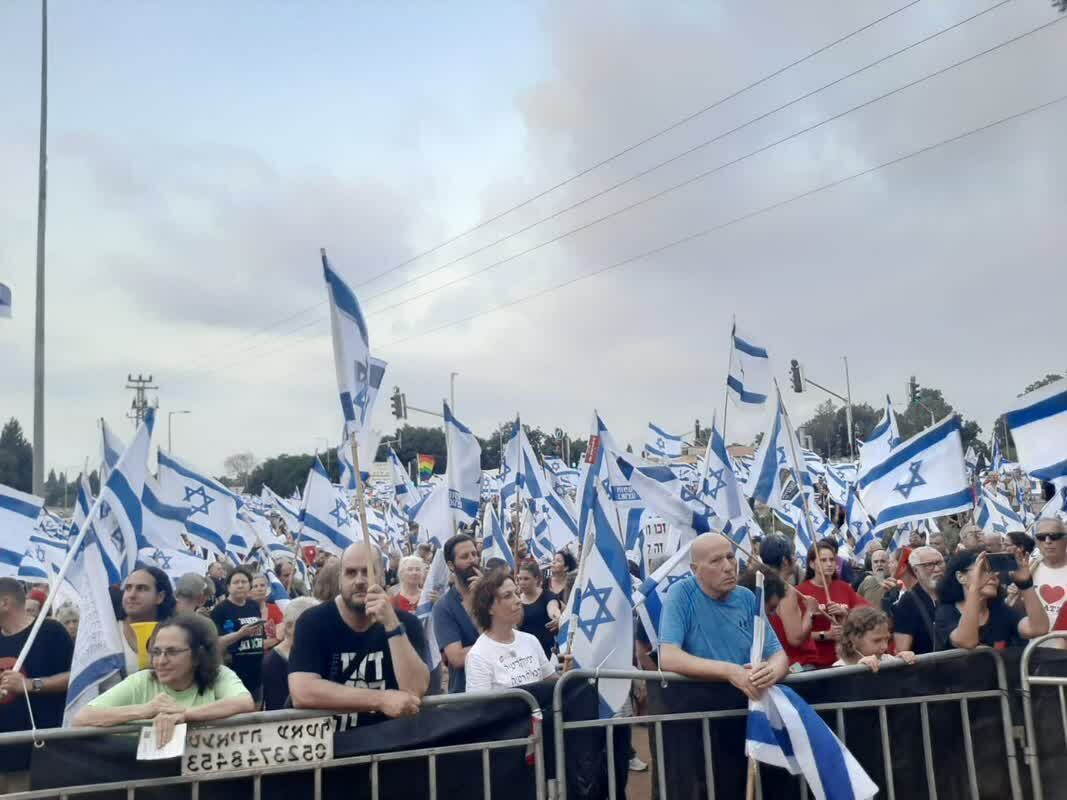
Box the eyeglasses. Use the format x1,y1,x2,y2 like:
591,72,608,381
914,561,945,569
1036,533,1066,542
149,647,191,660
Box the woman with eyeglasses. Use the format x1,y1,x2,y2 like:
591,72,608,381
72,614,254,746
934,550,1048,651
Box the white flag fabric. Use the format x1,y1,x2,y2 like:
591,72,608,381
745,394,812,513
415,547,449,670
845,488,876,560
481,503,514,569
633,538,695,651
727,323,771,406
0,282,10,318
140,475,192,553
702,414,753,524
299,458,358,554
388,448,419,511
857,415,971,534
99,419,126,488
409,481,455,547
444,402,482,530
323,251,371,439
94,410,156,585
157,451,237,557
858,395,899,474
261,485,301,534
976,488,1024,533
137,545,210,585
645,423,684,460
0,483,44,578
1004,378,1067,485
17,531,69,584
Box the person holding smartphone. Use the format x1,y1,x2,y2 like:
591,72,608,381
211,567,266,700
934,550,1048,650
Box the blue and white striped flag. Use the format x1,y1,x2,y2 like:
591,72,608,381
845,488,876,560
858,395,899,474
481,503,514,569
140,475,192,552
727,323,770,406
745,394,813,513
18,531,69,583
701,413,754,525
976,488,1023,533
745,572,878,800
857,415,971,534
99,419,125,488
323,250,371,439
444,402,482,530
299,458,358,554
137,545,210,585
614,452,718,540
645,423,684,460
388,447,419,511
634,538,694,651
0,282,10,318
416,547,449,670
1005,378,1067,486
261,485,301,534
0,483,44,578
158,451,237,557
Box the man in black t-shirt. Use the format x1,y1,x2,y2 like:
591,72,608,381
211,567,265,698
891,547,945,655
0,578,73,792
289,543,429,730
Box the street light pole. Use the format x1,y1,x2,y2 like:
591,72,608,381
168,410,190,453
450,372,458,411
31,0,49,496
843,356,855,461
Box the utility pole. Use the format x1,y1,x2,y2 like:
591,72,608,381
31,0,48,496
126,373,158,427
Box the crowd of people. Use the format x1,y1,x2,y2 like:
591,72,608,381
0,496,1065,792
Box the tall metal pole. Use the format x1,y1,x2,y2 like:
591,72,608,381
843,356,855,462
450,372,458,412
721,317,735,446
31,0,48,497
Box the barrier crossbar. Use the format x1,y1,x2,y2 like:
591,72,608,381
551,648,1023,800
0,688,546,800
1020,631,1067,800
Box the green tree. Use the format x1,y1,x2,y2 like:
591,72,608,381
244,453,338,497
0,418,33,492
897,386,985,457
799,401,881,459
382,426,447,476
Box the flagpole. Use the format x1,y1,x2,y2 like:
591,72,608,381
774,381,832,596
563,418,602,656
722,317,735,445
349,435,379,586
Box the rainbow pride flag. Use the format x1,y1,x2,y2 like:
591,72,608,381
417,454,436,482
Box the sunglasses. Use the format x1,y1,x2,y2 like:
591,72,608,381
1036,533,1066,543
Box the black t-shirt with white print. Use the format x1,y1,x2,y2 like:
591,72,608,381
287,599,427,730
211,598,265,694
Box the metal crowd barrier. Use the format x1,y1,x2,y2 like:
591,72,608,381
1020,632,1067,800
551,648,1023,800
0,688,546,800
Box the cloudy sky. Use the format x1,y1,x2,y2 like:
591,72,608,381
1,0,1065,477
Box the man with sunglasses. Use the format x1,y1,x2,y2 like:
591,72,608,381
1032,518,1067,647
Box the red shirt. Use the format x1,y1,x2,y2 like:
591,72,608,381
263,602,284,640
392,593,418,614
769,612,820,667
796,578,870,668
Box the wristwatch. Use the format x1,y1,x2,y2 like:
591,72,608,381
384,625,407,641
30,678,43,694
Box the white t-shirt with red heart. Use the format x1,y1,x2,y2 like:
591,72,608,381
1032,561,1067,646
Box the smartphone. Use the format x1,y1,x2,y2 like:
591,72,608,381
986,553,1018,574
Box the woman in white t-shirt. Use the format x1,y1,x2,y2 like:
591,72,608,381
465,569,558,692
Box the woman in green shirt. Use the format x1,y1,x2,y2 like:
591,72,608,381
73,614,254,746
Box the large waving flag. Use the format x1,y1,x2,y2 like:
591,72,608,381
94,410,156,584
98,419,126,488
976,487,1024,533
701,413,753,524
357,356,388,431
727,323,771,406
0,484,44,578
857,415,971,534
858,395,899,473
745,394,812,513
157,451,237,557
745,572,877,800
566,465,634,718
388,448,419,510
645,423,684,460
408,482,454,547
299,458,358,554
323,250,371,439
138,545,210,585
140,475,192,553
1004,378,1067,486
261,485,301,534
614,453,716,541
444,402,482,530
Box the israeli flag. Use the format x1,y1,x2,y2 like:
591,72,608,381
408,481,454,547
965,446,978,477
701,414,753,524
62,520,128,725
0,483,44,578
261,485,301,534
575,412,627,542
858,395,899,473
645,423,684,460
845,488,876,560
566,463,634,718
745,395,813,513
18,531,69,583
299,458,358,554
388,448,419,510
857,415,971,534
614,452,717,541
357,356,388,431
339,427,383,491
323,250,371,439
823,463,852,506
98,419,126,488
1004,378,1067,485
633,538,694,651
444,402,482,529
727,323,771,406
140,475,192,552
478,503,514,568
137,545,210,585
745,572,878,800
976,488,1023,533
416,547,449,670
158,451,237,557
0,282,10,318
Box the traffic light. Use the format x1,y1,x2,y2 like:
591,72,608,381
908,376,919,404
790,360,804,393
390,387,407,420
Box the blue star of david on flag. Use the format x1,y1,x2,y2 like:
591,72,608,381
664,573,688,590
35,545,46,563
99,500,111,520
577,581,616,642
329,497,351,529
776,446,787,466
894,460,927,499
704,467,728,500
152,549,173,571
656,437,666,450
183,485,215,515
110,527,126,555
